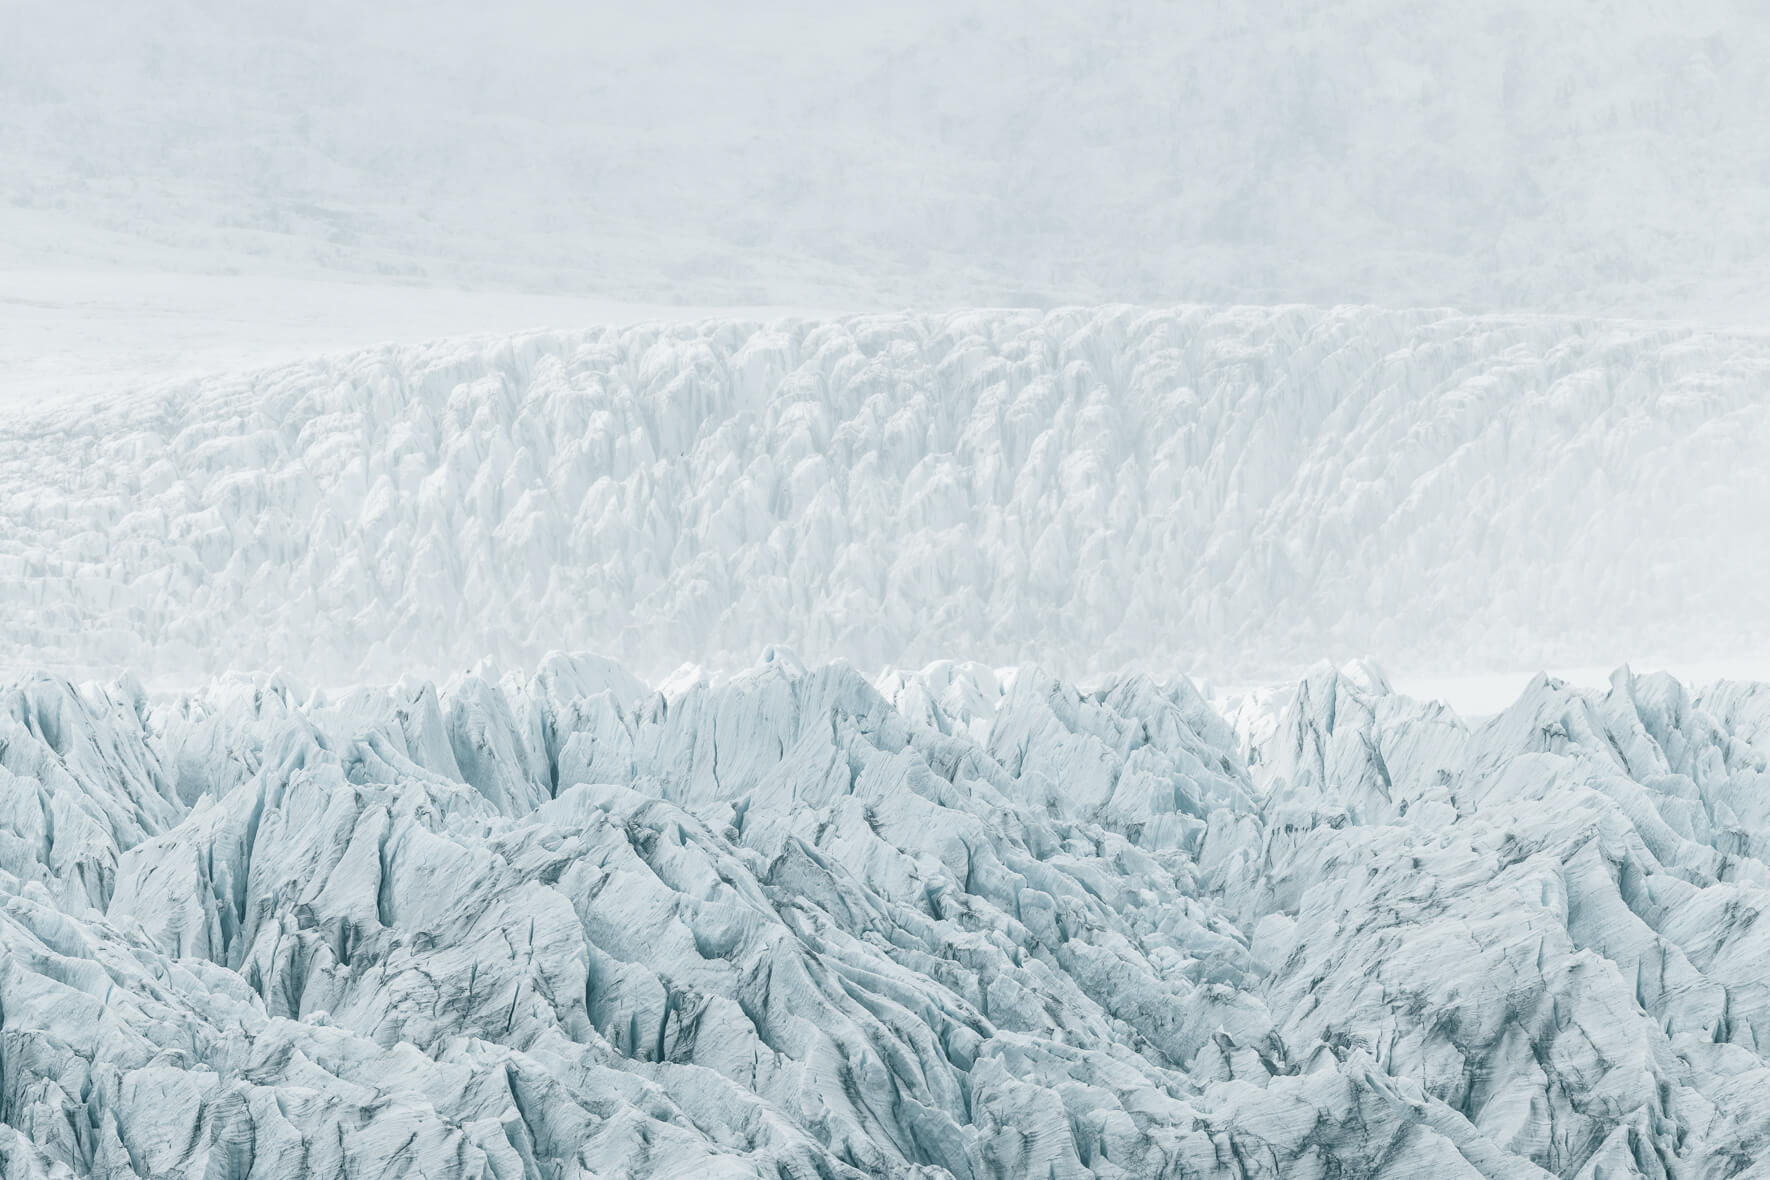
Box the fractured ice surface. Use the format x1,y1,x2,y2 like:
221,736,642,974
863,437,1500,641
6,654,1770,1176
3,305,1767,687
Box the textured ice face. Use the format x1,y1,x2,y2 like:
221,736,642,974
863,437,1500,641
4,654,1770,1177
3,306,1768,690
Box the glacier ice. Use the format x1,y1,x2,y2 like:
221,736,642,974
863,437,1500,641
3,305,1768,690
12,9,1769,1178
5,653,1770,1176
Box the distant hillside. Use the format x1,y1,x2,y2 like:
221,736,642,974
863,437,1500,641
5,1,1769,316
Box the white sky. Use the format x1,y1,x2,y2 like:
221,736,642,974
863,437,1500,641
6,1,1768,317
2,3,1768,691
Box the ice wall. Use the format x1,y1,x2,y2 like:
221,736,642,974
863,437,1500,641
3,304,1767,687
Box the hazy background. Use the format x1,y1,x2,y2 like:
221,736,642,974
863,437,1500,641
7,0,1769,320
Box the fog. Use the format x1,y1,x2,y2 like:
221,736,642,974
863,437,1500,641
8,1,1768,317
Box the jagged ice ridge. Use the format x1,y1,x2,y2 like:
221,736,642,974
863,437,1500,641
3,304,1768,687
5,652,1770,1177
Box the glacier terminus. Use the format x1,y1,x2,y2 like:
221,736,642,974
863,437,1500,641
8,653,1770,1177
8,2,1770,1176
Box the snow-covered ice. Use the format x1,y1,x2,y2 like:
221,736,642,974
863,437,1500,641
10,0,1769,1173
3,304,1766,691
8,2,1770,318
6,652,1770,1176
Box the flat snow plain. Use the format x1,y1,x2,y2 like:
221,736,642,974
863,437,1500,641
0,266,833,407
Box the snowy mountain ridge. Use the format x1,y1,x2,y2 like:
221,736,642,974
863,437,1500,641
6,650,1770,1177
5,303,1767,689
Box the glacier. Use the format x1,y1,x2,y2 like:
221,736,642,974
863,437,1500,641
5,302,1770,1176
3,305,1768,690
5,653,1770,1177
13,5,1768,1174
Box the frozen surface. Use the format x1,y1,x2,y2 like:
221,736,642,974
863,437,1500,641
12,5,1770,1174
0,267,832,407
6,1,1770,318
3,304,1767,690
6,653,1770,1176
